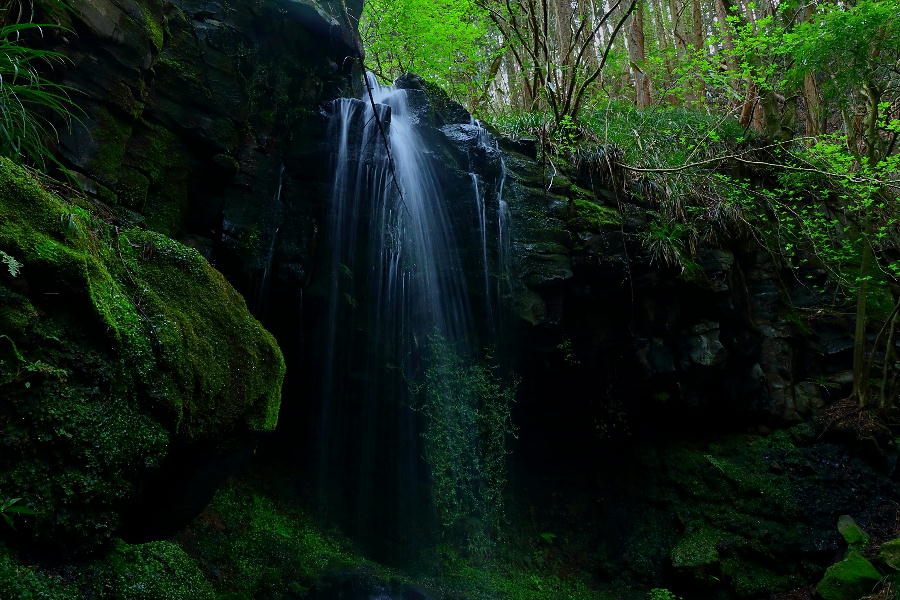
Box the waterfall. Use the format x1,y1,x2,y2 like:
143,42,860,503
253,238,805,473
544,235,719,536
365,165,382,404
316,74,510,556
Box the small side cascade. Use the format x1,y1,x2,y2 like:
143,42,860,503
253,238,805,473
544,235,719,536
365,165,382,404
314,74,512,555
467,116,512,337
251,164,284,315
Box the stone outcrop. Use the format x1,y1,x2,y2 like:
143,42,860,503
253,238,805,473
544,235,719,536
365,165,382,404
0,158,284,552
501,141,852,428
48,0,363,321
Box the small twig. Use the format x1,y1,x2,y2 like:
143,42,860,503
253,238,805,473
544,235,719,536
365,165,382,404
359,61,406,207
618,141,900,189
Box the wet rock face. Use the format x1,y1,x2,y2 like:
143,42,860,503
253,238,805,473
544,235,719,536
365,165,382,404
311,71,848,432
500,144,851,432
50,0,363,320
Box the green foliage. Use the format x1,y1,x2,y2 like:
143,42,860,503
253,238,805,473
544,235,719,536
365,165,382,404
361,0,500,107
0,496,37,527
713,137,898,307
0,20,78,167
0,543,79,600
781,0,900,105
424,546,599,600
648,589,680,600
641,214,701,275
414,336,518,554
0,248,19,275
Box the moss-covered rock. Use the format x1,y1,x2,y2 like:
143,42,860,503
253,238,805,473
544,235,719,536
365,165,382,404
879,538,900,571
0,158,284,549
836,515,870,551
579,424,899,599
568,187,622,231
815,551,881,600
0,544,79,600
0,540,214,600
670,523,738,570
82,540,214,600
179,480,372,598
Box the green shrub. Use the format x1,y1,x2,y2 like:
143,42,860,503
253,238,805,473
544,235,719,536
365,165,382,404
414,336,518,554
0,19,77,167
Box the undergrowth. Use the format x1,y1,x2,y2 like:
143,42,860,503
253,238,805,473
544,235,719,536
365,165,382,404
0,16,78,168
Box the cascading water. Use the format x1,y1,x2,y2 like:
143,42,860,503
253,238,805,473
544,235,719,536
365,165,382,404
468,117,512,339
315,74,510,556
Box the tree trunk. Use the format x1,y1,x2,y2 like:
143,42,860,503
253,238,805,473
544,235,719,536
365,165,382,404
691,0,705,102
628,1,653,107
853,235,874,406
852,82,883,406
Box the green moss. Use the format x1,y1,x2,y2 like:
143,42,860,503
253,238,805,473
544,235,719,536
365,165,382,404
568,188,622,231
116,228,285,435
88,107,134,186
880,539,900,571
181,481,375,598
83,541,214,600
422,548,601,600
1,540,214,600
607,430,831,596
671,524,737,569
115,169,150,211
837,515,870,551
815,551,882,600
0,544,79,600
720,559,793,597
122,121,192,235
139,3,165,52
0,158,284,547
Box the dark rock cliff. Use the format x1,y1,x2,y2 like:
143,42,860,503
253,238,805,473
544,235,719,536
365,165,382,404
51,0,363,322
0,0,894,596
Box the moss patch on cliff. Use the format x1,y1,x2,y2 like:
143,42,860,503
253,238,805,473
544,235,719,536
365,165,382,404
569,193,622,231
0,158,284,548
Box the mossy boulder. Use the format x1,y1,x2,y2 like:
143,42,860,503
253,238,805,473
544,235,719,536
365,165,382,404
815,551,881,600
879,538,900,571
81,540,214,600
178,480,370,598
671,523,738,570
0,543,79,600
0,540,213,600
587,424,898,598
0,158,284,549
836,515,870,551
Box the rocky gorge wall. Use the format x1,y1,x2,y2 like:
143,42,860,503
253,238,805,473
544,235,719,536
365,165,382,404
0,0,896,597
52,0,363,324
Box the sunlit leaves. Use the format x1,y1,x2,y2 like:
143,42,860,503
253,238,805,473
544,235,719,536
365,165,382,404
361,0,500,106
